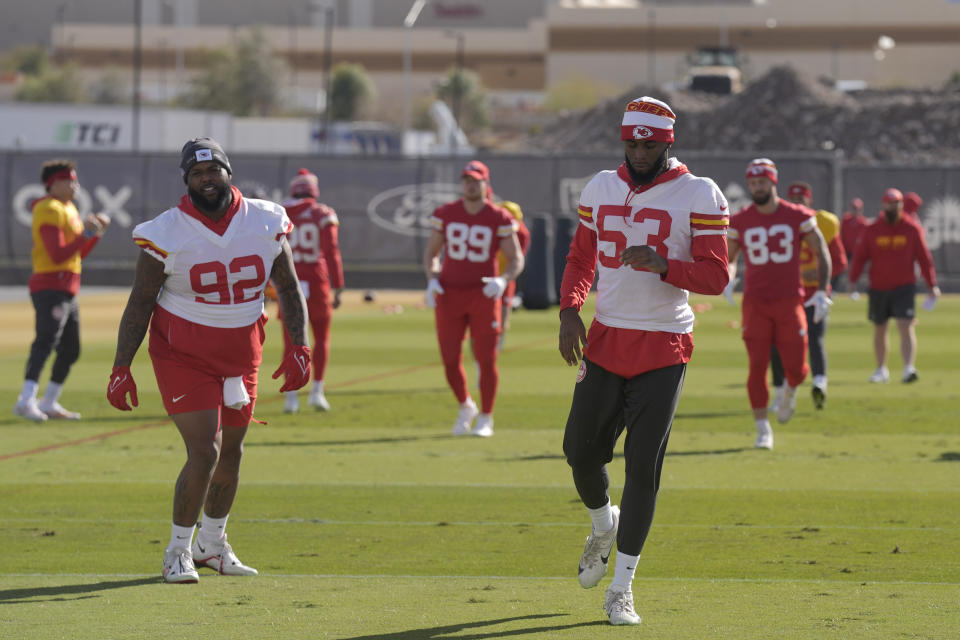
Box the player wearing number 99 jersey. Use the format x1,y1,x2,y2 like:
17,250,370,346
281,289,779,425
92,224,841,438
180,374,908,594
424,160,525,438
727,158,831,450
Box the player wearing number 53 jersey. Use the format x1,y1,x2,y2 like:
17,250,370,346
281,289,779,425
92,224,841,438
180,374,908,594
423,160,524,438
727,158,831,450
278,168,345,413
106,138,311,584
558,97,729,626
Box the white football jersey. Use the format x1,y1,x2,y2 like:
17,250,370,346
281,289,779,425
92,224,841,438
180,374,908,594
133,198,292,328
577,158,728,333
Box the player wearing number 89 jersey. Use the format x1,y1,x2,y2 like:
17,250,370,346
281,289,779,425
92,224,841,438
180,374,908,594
424,160,525,437
727,158,831,450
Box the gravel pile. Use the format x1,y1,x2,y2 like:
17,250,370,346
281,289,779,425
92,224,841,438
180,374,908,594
531,66,960,164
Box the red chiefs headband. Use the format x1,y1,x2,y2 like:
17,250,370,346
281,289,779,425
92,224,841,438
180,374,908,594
787,183,812,200
621,97,676,143
745,158,778,184
45,168,77,189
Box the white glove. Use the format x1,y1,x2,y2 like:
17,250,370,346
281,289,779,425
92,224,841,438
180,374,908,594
481,276,508,299
722,278,737,306
804,290,833,324
425,277,444,308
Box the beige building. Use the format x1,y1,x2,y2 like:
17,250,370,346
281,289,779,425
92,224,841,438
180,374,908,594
12,0,960,122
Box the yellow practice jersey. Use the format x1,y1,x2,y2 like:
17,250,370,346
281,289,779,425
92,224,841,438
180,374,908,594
799,209,839,287
31,196,84,275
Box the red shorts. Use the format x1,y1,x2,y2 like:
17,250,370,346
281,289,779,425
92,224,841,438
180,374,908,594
741,296,807,344
435,285,502,339
148,305,265,426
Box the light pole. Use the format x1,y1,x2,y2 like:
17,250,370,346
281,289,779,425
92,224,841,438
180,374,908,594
321,4,334,151
403,0,428,145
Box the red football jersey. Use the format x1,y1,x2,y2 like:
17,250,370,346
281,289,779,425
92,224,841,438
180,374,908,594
282,197,344,290
430,200,517,289
729,200,817,301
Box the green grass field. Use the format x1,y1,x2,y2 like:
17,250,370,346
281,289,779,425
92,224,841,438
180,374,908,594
1,289,958,639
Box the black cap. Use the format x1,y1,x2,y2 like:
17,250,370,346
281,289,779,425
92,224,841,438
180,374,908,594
180,137,232,183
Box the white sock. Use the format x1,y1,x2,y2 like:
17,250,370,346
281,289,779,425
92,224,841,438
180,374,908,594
19,380,39,404
168,523,195,551
285,390,298,401
43,381,64,404
588,500,614,533
812,375,827,389
903,365,916,375
611,551,639,591
756,418,771,432
461,397,476,409
313,380,324,393
197,513,229,544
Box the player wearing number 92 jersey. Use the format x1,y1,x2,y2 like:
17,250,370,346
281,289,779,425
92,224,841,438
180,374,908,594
132,186,293,417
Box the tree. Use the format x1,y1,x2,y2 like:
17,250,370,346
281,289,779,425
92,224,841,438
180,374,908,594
182,28,288,116
90,68,129,105
15,62,86,103
0,45,49,75
328,63,376,121
435,67,489,131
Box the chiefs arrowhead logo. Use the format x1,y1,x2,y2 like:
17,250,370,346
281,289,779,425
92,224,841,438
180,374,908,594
632,125,653,140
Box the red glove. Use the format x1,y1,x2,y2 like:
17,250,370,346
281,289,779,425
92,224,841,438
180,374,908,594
272,345,311,392
107,366,139,411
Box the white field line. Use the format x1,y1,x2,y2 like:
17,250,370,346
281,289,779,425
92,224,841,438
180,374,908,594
3,573,958,587
1,516,955,532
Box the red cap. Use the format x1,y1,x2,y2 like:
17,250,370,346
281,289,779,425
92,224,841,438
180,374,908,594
787,183,812,200
881,188,903,203
850,197,864,209
462,160,490,182
903,191,923,213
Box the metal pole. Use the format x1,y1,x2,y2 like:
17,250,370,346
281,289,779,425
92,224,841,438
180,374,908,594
321,5,334,151
402,0,428,146
132,0,142,152
451,32,464,152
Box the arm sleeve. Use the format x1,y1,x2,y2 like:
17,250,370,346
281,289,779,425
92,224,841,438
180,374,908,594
559,222,597,311
829,235,847,277
39,224,90,264
320,223,344,289
662,180,730,295
848,228,869,283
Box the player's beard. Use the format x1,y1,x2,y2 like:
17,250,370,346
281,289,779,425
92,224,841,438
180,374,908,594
751,189,773,206
883,208,900,224
188,182,232,214
623,148,669,186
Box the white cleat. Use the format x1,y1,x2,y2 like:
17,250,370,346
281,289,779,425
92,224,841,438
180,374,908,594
192,536,258,576
901,367,918,384
37,400,81,420
776,385,797,423
451,399,479,436
755,421,774,450
13,399,48,422
471,413,494,437
768,385,784,413
578,505,619,588
283,392,300,414
869,367,890,383
162,546,199,584
309,387,331,411
605,586,642,625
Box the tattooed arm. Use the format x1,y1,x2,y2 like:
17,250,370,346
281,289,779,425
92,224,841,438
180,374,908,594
271,238,309,346
113,251,166,367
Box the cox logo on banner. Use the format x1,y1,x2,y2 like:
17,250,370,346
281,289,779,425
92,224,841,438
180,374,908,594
12,184,133,228
366,183,462,237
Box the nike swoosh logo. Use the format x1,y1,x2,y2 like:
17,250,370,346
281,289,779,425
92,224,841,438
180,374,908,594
172,394,186,403
109,375,127,393
720,204,728,210
196,542,206,554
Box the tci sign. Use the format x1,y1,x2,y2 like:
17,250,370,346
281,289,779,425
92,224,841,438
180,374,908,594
366,183,462,237
55,121,123,147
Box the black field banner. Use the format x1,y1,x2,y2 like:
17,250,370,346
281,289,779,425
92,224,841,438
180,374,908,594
2,152,958,291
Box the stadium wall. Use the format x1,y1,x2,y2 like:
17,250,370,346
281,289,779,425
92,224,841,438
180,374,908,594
2,151,958,293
